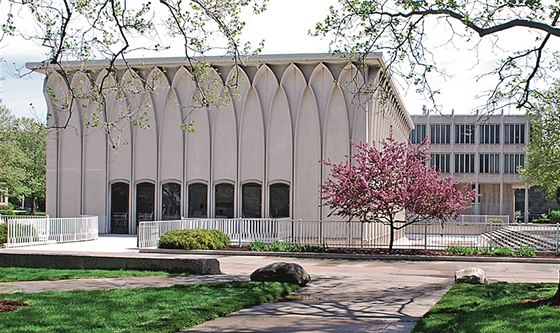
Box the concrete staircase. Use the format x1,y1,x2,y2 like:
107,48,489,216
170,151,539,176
480,226,558,252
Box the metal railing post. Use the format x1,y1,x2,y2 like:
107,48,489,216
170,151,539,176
424,221,428,250
360,222,364,248
238,218,242,247
556,223,559,254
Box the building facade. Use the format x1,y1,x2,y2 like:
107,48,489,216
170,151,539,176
33,54,413,234
410,111,531,222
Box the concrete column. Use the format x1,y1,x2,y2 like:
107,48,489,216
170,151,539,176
499,182,504,215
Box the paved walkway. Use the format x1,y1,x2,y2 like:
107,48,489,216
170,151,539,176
2,238,560,332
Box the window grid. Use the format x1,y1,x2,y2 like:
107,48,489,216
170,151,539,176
504,154,525,173
504,124,525,144
479,124,500,144
454,153,475,173
479,153,500,174
455,124,475,144
430,153,451,173
410,124,427,144
430,124,451,144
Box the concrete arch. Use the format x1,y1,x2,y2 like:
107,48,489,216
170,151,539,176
294,87,321,220
239,88,265,183
79,72,108,230
212,90,237,187
266,86,292,185
56,72,83,218
227,66,251,131
338,63,366,140
280,64,307,131
253,64,278,128
322,85,350,220
309,63,335,136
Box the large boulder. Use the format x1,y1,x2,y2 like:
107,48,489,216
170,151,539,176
250,262,311,286
455,267,487,284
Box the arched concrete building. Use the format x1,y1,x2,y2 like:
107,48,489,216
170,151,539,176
31,54,413,234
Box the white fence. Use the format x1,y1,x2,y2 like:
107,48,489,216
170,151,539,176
1,215,98,248
138,215,560,252
138,218,291,248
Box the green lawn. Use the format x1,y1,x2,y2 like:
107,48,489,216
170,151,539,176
0,281,298,333
413,282,560,333
0,267,186,282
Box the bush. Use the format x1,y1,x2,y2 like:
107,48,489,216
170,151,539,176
444,246,478,256
0,223,6,245
549,210,560,218
492,247,513,256
246,240,329,253
514,247,536,257
158,229,230,250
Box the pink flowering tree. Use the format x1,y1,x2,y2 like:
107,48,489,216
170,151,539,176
321,136,477,251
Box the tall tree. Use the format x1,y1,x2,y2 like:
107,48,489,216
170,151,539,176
314,0,560,111
520,83,560,205
321,137,477,250
0,103,46,213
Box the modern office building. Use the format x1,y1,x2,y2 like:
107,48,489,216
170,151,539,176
410,110,560,222
32,54,413,234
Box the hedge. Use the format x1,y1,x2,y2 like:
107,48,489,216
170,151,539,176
158,229,230,250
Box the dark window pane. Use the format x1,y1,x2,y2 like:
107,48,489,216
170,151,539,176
242,183,262,218
162,183,181,220
136,182,155,222
188,183,207,217
215,183,234,218
111,182,129,234
270,184,290,218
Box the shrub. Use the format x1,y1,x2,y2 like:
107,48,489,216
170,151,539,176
444,246,478,256
266,240,293,252
0,223,6,245
492,247,513,256
247,241,266,251
158,229,230,250
549,210,560,218
514,247,536,257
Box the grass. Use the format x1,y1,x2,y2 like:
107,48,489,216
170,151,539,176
413,282,560,333
0,281,298,333
0,267,187,282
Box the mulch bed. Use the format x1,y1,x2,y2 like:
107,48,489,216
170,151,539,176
0,300,28,313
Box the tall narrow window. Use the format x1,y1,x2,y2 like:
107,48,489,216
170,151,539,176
454,153,475,173
111,182,129,234
430,153,451,173
215,183,234,218
479,154,500,174
269,184,290,218
188,183,207,218
504,154,525,173
136,182,155,223
479,124,500,144
242,183,262,218
430,124,450,144
505,124,525,144
410,124,426,143
162,183,181,220
455,124,475,144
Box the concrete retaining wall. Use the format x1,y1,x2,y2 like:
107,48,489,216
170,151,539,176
0,253,221,275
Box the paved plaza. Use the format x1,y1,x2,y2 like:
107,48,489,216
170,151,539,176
2,237,560,332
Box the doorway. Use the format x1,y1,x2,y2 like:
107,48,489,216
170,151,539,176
110,182,129,234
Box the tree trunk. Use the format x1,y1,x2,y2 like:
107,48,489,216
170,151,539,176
389,223,395,252
548,270,560,306
31,195,37,215
556,187,560,206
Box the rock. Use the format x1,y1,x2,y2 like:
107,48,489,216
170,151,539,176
455,267,487,284
250,262,311,286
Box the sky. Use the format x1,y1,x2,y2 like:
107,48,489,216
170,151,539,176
0,0,538,121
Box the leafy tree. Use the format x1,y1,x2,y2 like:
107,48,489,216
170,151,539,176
0,103,46,214
321,137,477,250
1,0,268,134
314,0,560,111
520,83,560,205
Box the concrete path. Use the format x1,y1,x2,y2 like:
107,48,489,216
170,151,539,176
3,239,560,332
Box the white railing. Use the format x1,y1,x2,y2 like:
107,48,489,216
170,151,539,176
138,217,560,253
4,215,98,248
138,218,291,249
